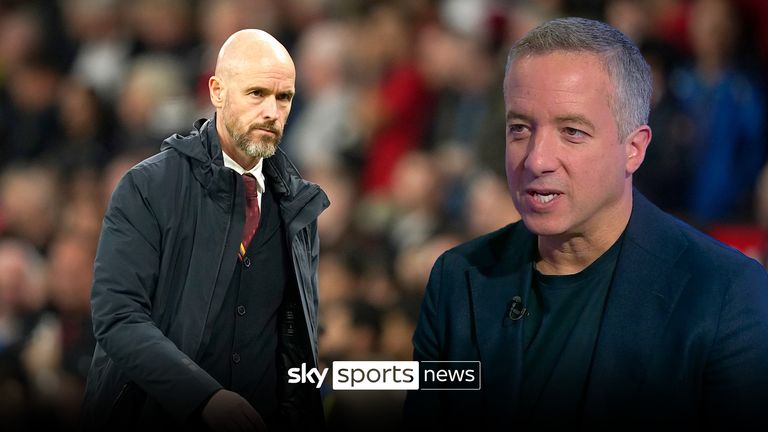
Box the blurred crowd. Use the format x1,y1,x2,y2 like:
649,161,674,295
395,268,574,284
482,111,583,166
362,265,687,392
1,0,767,430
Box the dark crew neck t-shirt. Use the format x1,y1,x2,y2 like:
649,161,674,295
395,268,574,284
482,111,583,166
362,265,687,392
518,233,625,424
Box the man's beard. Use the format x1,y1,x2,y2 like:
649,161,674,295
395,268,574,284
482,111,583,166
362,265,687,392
226,118,282,159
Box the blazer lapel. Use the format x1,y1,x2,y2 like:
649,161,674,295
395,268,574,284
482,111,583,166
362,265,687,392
583,191,691,418
469,226,536,416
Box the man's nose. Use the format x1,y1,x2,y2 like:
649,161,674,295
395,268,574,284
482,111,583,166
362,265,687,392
523,129,559,175
261,95,278,120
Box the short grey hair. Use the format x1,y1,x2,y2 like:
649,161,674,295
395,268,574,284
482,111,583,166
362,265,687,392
505,17,651,141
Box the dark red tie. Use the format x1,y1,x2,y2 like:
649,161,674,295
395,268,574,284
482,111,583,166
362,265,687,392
238,174,260,260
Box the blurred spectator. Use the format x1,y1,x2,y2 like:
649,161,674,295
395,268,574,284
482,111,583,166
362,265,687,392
317,252,358,306
355,4,435,195
0,6,41,78
193,0,263,111
440,0,494,38
114,54,194,154
633,40,695,215
63,0,130,102
388,151,445,252
0,239,47,430
647,0,691,53
126,0,196,59
0,164,60,251
46,78,113,174
505,0,554,43
13,233,95,430
45,234,96,381
669,0,766,224
308,163,357,249
605,0,652,43
464,172,520,237
59,194,103,242
419,23,507,178
0,58,62,166
283,22,358,171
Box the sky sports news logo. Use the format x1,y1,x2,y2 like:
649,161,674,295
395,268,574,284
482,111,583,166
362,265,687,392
287,361,481,390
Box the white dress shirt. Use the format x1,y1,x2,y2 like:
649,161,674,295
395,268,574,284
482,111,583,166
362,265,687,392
222,150,266,209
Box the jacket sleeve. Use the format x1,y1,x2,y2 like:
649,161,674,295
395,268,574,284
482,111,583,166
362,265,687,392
403,253,445,427
91,170,222,422
702,259,768,424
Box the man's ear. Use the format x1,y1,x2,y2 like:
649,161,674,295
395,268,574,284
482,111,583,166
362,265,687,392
625,125,652,175
209,76,224,108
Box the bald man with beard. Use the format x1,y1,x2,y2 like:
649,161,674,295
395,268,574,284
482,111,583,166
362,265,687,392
82,30,329,431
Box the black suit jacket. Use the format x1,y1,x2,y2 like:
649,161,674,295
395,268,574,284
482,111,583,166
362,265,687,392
405,191,768,428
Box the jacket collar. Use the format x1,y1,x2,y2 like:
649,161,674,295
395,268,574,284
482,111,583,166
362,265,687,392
189,116,329,229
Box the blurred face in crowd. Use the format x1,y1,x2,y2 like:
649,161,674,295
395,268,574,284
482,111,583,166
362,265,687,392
47,236,94,314
0,242,45,313
689,0,738,64
210,29,295,168
504,51,649,242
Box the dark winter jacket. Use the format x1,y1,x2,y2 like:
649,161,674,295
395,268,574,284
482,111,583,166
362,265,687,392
82,117,329,429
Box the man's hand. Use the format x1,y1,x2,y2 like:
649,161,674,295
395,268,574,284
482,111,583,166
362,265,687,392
201,389,267,432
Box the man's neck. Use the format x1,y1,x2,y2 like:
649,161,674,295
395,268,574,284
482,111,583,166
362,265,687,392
535,195,632,276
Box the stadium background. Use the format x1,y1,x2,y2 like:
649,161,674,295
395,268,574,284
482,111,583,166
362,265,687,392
1,0,767,430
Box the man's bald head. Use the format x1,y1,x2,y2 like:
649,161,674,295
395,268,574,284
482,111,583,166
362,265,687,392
214,29,295,79
209,29,297,170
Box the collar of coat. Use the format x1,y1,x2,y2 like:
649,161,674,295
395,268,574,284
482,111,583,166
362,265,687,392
161,115,330,225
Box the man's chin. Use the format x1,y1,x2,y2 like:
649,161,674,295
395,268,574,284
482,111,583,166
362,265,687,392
245,149,275,159
520,214,569,238
244,143,277,159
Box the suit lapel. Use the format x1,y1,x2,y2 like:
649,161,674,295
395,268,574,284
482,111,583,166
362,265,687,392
583,192,691,418
469,226,535,415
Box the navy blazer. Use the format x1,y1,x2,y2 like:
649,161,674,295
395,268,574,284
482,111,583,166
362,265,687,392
405,191,768,428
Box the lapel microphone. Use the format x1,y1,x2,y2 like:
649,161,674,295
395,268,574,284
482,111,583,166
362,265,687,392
508,296,529,321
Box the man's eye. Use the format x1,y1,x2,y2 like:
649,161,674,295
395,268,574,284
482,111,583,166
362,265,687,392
563,127,585,137
250,90,264,97
508,124,530,138
562,127,589,141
